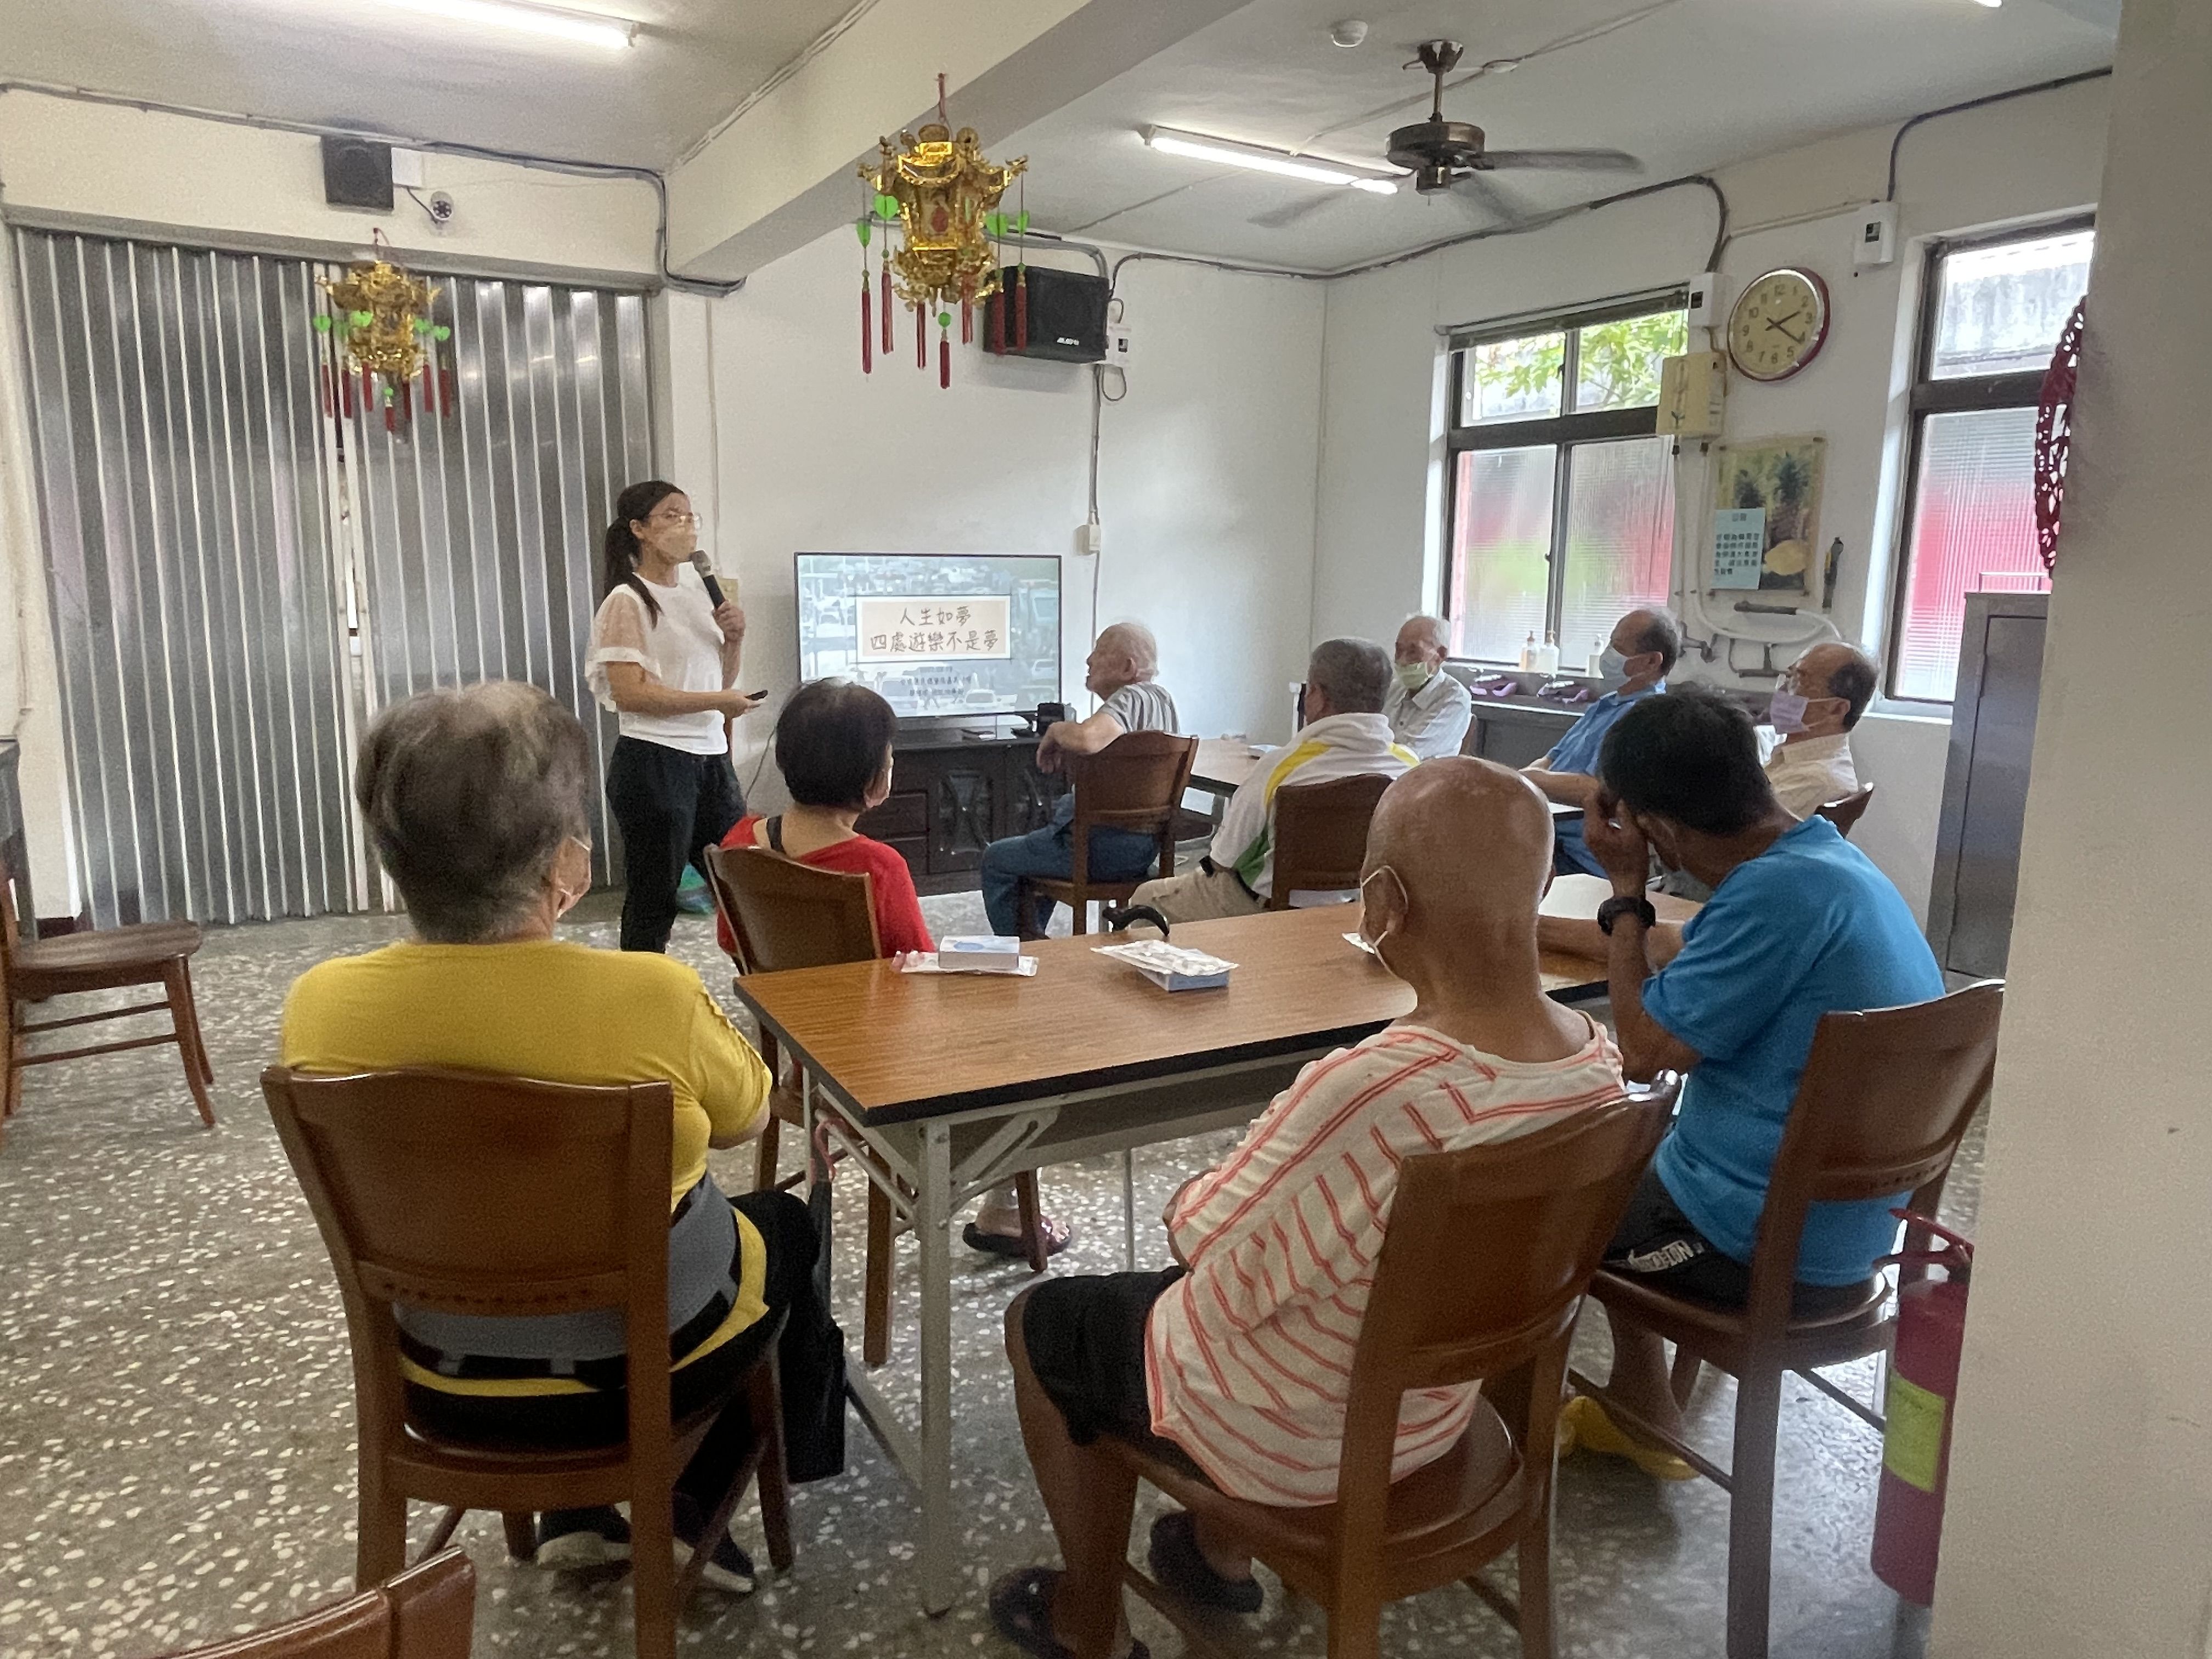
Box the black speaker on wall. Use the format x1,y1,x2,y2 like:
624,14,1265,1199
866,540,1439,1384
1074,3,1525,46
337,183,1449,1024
321,137,395,211
983,266,1108,363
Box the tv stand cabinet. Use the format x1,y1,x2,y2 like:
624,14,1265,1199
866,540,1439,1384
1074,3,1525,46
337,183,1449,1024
857,719,1069,896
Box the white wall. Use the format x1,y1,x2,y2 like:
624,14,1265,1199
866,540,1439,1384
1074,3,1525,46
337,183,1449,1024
1311,78,2111,913
657,227,1325,808
1932,2,2212,1651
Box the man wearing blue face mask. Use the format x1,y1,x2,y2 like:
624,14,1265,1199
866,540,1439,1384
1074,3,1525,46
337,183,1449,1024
1763,641,1874,819
1523,606,1680,874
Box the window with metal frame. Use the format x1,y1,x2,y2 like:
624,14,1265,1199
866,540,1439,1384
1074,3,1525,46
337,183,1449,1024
1441,293,1688,668
1889,219,2093,703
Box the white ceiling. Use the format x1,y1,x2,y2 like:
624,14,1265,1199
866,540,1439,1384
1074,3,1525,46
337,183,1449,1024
0,0,860,168
998,0,2117,273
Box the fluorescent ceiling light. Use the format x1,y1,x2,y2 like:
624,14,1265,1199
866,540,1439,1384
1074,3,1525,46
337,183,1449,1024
381,0,638,50
1144,127,1401,194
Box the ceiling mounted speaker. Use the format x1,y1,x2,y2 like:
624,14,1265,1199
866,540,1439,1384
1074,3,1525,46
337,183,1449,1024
321,137,395,212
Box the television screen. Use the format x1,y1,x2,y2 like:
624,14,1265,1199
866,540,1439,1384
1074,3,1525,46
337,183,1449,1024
795,553,1062,717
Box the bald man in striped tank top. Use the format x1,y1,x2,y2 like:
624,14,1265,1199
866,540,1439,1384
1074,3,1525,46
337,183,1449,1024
989,758,1626,1659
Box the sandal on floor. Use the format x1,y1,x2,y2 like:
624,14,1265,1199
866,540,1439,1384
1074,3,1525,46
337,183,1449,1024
963,1217,1074,1260
1559,1396,1698,1481
1147,1510,1262,1613
988,1566,1150,1659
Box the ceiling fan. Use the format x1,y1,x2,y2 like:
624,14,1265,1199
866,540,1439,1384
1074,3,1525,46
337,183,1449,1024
1385,38,1640,223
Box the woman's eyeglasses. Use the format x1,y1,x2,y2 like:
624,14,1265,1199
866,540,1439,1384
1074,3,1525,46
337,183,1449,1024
648,510,701,527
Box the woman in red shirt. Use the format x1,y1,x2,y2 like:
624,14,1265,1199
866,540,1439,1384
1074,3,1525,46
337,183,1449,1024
716,680,932,958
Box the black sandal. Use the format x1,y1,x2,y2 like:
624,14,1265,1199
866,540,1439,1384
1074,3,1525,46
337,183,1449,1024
963,1217,1074,1260
1147,1510,1263,1613
987,1566,1150,1659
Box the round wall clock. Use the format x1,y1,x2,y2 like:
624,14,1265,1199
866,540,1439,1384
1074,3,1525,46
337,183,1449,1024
1727,267,1831,382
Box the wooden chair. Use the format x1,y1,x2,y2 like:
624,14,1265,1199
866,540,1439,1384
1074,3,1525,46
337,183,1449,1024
1815,783,1876,838
1096,1081,1680,1659
1568,981,2004,1659
704,843,1053,1368
261,1066,794,1659
1017,731,1197,937
1,862,213,1137
148,1548,475,1658
1266,772,1394,910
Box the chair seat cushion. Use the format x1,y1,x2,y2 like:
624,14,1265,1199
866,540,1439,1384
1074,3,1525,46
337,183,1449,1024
14,919,204,975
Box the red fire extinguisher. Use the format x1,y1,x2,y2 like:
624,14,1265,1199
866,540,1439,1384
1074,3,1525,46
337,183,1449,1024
1870,1211,1974,1606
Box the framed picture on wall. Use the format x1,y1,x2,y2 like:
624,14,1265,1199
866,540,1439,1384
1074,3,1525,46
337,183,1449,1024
1711,435,1826,593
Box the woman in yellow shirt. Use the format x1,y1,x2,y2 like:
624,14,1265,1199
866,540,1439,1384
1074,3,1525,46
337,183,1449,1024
281,680,815,1593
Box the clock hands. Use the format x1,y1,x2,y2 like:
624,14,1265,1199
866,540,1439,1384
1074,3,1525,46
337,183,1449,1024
1762,312,1807,345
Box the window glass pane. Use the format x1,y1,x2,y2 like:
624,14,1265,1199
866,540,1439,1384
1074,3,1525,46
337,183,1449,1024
1446,445,1556,662
1460,332,1564,425
1894,408,2050,701
1929,229,2094,380
1574,311,1689,413
1557,437,1675,673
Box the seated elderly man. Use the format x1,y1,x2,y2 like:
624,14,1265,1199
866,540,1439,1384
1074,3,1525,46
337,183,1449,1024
1384,613,1472,760
282,681,836,1591
1553,687,1942,1476
1523,606,1680,875
1128,637,1414,924
981,620,1180,938
1764,640,1876,819
988,759,1626,1657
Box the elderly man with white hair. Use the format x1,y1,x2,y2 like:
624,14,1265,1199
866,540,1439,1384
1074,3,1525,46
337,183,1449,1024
1385,614,1472,761
980,620,1182,939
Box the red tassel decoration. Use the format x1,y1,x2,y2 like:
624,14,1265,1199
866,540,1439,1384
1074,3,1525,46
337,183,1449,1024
1015,268,1029,351
320,364,334,419
361,367,375,411
341,370,354,420
990,286,1006,354
439,366,455,417
915,302,926,369
961,300,973,345
939,332,950,390
383,399,397,435
880,266,894,356
861,275,873,374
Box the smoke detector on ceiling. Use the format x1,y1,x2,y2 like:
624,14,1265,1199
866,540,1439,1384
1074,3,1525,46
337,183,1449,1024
1329,18,1369,47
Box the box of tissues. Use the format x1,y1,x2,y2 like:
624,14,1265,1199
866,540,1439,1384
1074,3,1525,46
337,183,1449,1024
937,935,1026,973
1093,939,1236,992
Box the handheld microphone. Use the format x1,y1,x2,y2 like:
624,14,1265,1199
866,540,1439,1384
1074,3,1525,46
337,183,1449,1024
687,549,727,608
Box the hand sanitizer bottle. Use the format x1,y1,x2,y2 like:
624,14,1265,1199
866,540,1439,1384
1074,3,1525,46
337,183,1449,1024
1519,630,1538,671
1537,632,1561,674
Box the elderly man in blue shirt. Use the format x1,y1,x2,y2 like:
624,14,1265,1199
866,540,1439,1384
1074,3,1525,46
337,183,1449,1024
1523,606,1680,875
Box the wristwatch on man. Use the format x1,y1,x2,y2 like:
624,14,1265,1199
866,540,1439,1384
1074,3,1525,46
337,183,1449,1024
1595,893,1658,936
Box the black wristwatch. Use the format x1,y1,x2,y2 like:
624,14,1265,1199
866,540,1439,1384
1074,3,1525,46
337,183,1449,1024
1595,893,1657,936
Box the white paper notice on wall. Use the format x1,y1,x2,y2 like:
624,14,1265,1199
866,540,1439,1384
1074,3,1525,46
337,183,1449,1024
855,595,1013,662
1711,509,1769,590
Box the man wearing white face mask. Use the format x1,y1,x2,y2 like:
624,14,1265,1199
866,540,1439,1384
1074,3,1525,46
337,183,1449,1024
1383,614,1473,761
990,760,1622,1651
1763,641,1874,819
1524,607,1681,875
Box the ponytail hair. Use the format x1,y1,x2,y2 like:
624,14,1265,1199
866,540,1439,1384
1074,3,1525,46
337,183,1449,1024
603,479,683,625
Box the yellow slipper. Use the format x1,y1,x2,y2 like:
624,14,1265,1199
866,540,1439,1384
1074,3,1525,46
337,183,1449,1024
1560,1396,1699,1482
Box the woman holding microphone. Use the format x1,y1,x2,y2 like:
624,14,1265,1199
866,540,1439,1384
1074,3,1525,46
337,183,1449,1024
589,479,758,952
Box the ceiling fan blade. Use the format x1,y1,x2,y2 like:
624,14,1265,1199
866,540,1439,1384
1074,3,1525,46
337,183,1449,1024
1481,148,1643,173
1249,192,1350,230
1449,171,1530,225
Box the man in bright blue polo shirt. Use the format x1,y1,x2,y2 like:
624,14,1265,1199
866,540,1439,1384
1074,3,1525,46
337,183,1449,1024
1554,686,1944,1476
1523,606,1680,875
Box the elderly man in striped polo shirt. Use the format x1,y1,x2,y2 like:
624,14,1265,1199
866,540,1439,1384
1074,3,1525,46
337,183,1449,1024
989,758,1626,1659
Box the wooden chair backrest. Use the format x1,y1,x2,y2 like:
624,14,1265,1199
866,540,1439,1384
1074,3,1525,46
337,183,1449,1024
1266,772,1394,909
706,842,882,974
1816,784,1876,838
1063,731,1198,883
150,1548,475,1658
0,857,21,982
1742,979,2004,1328
1334,1079,1678,1572
261,1067,678,1484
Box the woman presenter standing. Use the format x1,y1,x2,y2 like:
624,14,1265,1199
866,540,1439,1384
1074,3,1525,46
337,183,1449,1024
589,480,758,951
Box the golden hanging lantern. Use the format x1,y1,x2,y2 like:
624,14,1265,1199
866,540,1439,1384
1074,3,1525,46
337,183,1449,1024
313,231,453,430
855,80,1028,388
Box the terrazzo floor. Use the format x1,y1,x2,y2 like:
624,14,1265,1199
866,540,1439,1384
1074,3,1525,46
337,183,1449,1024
0,890,1977,1659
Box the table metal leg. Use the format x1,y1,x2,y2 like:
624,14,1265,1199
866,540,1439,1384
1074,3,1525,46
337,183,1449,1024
917,1121,957,1615
1122,1149,1138,1269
